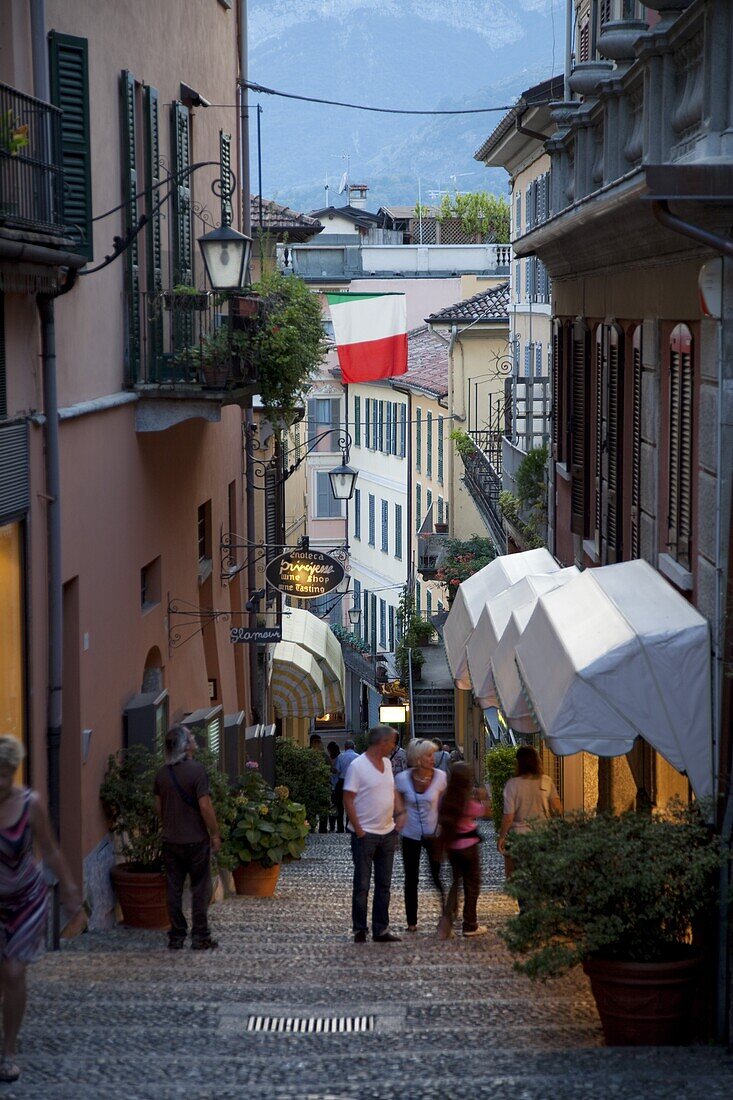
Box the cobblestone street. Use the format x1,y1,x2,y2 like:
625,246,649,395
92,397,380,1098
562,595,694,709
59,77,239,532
9,831,733,1100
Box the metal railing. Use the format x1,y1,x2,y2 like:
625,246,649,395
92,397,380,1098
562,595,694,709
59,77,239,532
0,82,65,234
133,290,258,390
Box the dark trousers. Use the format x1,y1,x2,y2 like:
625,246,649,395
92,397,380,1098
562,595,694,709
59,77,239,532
444,843,481,933
350,830,398,937
401,835,444,926
330,780,345,833
163,839,212,945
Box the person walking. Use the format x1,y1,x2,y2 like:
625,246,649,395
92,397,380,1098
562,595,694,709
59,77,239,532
326,741,341,832
395,739,446,932
343,726,405,943
432,738,451,774
497,746,562,875
0,735,84,1083
389,739,408,778
153,725,221,951
437,763,491,939
333,738,358,834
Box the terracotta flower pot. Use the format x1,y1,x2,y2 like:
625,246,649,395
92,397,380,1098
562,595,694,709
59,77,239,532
111,863,169,929
232,861,280,897
583,954,703,1046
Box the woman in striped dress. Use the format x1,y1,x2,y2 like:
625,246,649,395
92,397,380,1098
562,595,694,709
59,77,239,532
0,735,83,1083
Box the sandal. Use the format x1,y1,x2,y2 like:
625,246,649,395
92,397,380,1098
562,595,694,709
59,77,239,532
0,1058,20,1082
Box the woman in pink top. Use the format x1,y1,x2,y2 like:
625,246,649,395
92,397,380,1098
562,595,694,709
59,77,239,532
436,763,491,939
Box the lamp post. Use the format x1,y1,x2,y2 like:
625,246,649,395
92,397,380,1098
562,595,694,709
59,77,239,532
249,427,358,502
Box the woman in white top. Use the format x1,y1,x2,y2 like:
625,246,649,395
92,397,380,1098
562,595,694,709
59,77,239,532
395,739,447,931
497,746,562,874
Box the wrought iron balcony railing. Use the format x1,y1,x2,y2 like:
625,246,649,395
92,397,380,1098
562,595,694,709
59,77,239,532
0,82,65,235
132,289,259,395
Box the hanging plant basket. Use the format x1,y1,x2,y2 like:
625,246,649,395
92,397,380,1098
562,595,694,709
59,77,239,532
162,289,210,312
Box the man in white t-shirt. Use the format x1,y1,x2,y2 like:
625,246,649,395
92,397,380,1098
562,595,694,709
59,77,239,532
343,726,406,943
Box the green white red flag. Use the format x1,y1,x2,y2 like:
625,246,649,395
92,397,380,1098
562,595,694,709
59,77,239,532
326,292,408,383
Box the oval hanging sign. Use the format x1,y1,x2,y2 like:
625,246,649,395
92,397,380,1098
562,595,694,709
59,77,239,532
265,549,345,599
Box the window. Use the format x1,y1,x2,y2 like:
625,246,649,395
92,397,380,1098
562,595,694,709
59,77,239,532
368,494,376,546
426,590,432,617
667,324,694,571
394,504,402,559
371,399,379,449
363,588,369,642
437,416,444,483
49,33,93,259
515,191,522,236
197,503,210,561
426,411,433,477
579,19,590,62
354,395,361,446
381,499,389,552
437,496,444,523
379,599,387,648
140,556,161,611
307,397,340,449
354,488,361,539
399,404,407,457
378,400,384,452
385,402,392,454
316,472,342,517
388,605,395,651
415,483,422,529
416,408,422,470
364,397,371,447
391,402,398,454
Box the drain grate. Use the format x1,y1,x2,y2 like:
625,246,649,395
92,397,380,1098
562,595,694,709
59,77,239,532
247,1015,375,1034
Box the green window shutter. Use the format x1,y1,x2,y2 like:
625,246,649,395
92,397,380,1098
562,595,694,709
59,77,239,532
171,102,193,286
120,71,141,383
144,85,164,373
426,411,433,477
354,395,361,446
416,408,422,470
48,31,93,259
437,415,444,483
219,130,233,228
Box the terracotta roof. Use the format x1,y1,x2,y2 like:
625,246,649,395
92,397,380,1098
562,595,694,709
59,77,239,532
474,75,564,162
427,282,510,325
249,197,323,241
309,204,381,227
393,326,449,399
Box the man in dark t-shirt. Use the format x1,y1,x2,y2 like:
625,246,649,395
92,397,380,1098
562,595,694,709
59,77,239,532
153,725,221,950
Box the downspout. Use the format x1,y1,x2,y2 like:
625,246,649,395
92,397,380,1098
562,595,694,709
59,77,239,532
650,201,733,1042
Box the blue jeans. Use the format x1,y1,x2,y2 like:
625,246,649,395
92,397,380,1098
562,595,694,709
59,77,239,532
350,831,398,936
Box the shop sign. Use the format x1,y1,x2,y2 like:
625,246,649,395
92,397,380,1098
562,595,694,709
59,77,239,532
265,549,345,599
230,626,282,644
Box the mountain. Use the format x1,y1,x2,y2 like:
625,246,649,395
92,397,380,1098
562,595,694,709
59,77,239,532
247,0,565,212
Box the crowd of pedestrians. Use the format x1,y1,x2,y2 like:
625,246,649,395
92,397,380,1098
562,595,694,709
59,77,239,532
336,726,561,944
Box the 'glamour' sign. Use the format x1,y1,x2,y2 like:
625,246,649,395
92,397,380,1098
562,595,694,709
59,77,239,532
265,549,345,599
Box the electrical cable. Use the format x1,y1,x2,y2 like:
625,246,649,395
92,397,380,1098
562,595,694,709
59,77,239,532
221,80,555,117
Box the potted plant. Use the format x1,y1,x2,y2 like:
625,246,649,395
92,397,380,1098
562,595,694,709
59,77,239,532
227,783,309,896
174,324,254,389
435,535,496,606
162,284,210,311
100,745,168,929
0,109,29,219
499,803,721,1046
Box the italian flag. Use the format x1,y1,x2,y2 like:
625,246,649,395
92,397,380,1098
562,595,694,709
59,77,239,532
326,292,408,383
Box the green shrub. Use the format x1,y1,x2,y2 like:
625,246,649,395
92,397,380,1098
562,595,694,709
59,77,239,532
274,739,331,832
485,745,518,832
500,802,722,980
100,744,163,869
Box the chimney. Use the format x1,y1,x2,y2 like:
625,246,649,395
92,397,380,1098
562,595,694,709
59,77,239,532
348,183,369,210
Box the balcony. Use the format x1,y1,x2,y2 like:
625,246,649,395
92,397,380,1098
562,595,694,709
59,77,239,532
278,242,512,281
0,82,66,240
132,290,259,432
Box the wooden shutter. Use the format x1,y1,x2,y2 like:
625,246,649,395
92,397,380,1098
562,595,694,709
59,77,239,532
330,397,340,436
120,71,141,383
400,403,407,457
668,324,694,570
144,85,163,375
416,408,422,470
594,327,604,545
49,32,93,258
426,411,432,476
364,397,370,446
437,415,444,482
219,130,233,229
371,399,379,449
354,395,361,446
570,322,590,536
171,102,192,285
606,326,624,563
630,326,642,559
378,400,384,452
0,294,6,420
307,398,317,442
552,320,563,459
579,20,590,63
354,489,361,538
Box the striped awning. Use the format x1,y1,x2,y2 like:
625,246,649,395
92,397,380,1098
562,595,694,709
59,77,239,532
270,641,326,719
281,608,346,713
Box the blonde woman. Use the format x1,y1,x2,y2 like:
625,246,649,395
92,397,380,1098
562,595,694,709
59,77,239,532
394,739,447,931
0,735,83,1082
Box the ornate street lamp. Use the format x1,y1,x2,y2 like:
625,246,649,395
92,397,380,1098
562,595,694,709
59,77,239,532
197,225,252,291
348,599,362,627
328,457,358,501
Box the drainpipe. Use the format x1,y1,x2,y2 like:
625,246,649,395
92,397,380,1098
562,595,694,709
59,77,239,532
650,201,733,1042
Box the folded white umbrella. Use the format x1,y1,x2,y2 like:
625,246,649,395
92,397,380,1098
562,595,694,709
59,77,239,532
492,604,541,734
443,547,560,689
467,567,580,708
514,559,713,799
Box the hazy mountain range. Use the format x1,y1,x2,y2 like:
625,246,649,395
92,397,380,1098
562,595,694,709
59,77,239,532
248,0,565,213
